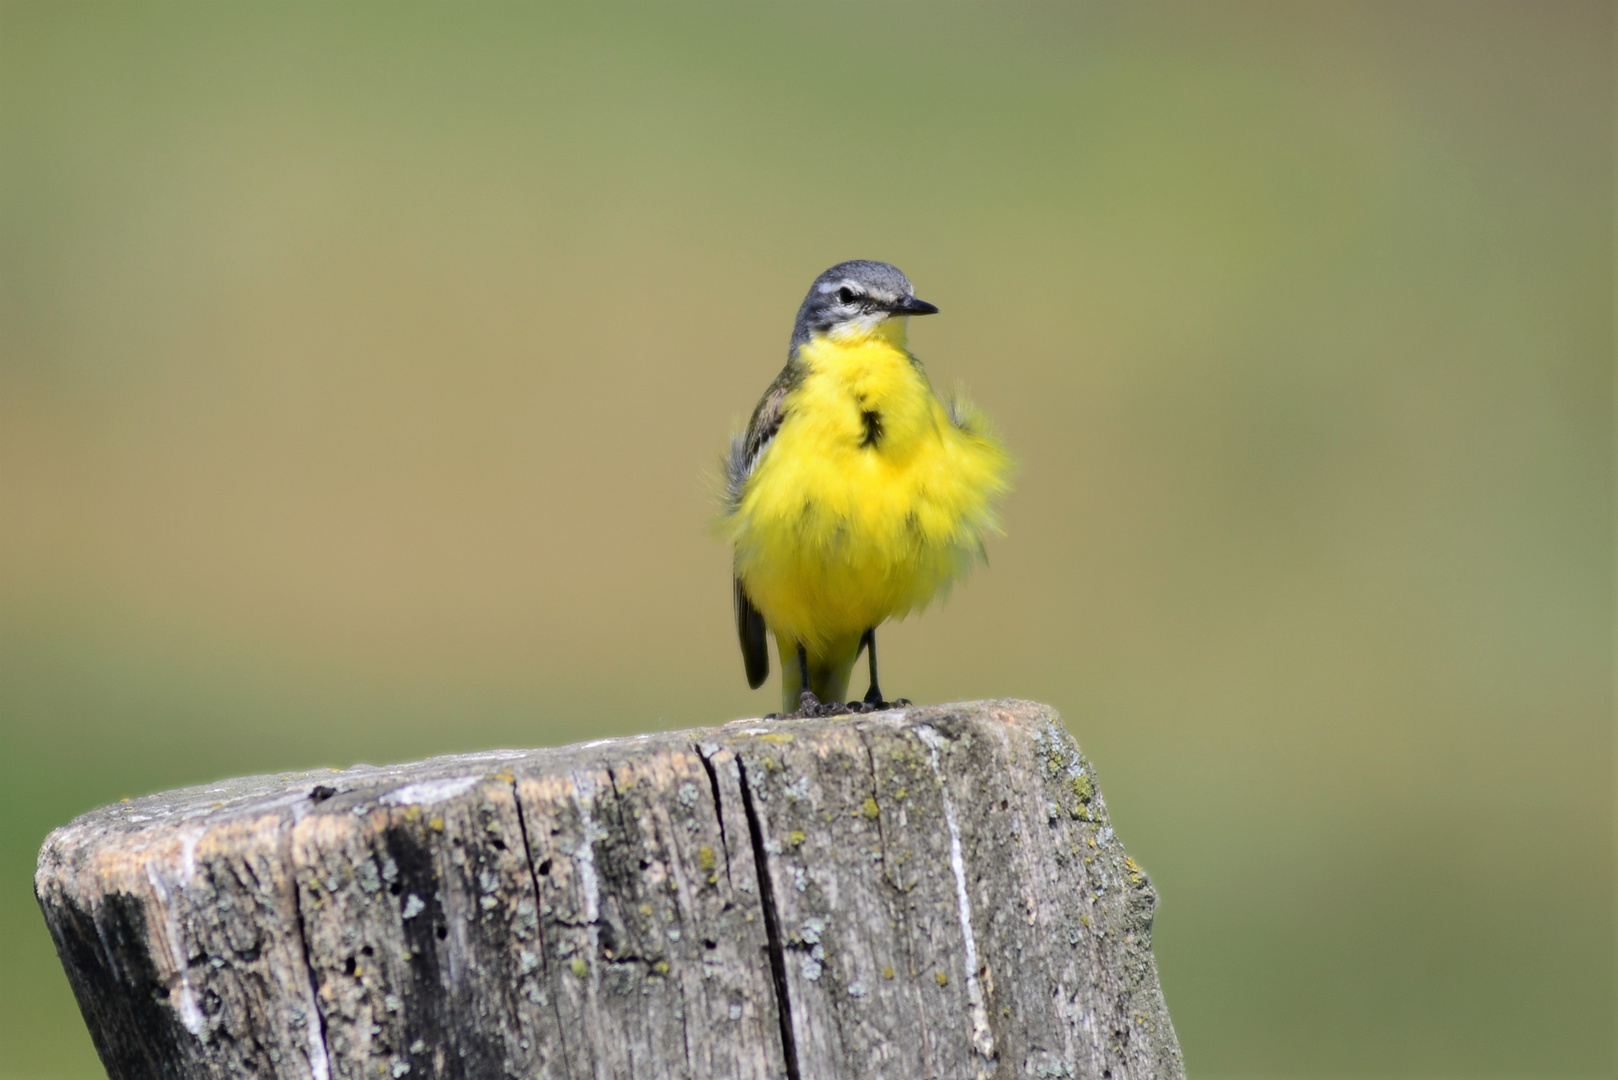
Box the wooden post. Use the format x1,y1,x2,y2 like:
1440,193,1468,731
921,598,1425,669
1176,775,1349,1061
35,700,1183,1080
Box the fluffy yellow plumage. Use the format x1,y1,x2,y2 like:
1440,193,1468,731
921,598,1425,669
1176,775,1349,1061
722,261,1010,714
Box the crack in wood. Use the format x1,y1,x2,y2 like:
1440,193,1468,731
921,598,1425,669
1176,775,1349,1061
603,764,699,1075
736,757,802,1080
858,727,937,1076
287,848,334,1080
917,724,999,1073
696,745,734,888
508,777,576,1080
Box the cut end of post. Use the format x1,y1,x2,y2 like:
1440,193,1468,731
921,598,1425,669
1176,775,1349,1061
36,700,1183,1080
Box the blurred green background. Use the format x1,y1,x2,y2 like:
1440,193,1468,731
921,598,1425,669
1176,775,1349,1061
1,2,1611,1076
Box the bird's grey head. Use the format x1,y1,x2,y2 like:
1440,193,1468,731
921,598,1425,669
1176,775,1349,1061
790,260,938,350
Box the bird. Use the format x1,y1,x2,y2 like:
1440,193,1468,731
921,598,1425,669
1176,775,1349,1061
720,260,1010,717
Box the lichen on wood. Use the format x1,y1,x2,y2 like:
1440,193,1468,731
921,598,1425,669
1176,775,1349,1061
36,700,1183,1079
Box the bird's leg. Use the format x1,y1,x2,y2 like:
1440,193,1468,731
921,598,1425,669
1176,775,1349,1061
785,642,853,717
861,629,883,707
795,642,822,716
854,629,909,712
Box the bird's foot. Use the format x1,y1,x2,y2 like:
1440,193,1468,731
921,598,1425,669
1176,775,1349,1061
847,693,912,718
777,691,851,719
848,696,911,713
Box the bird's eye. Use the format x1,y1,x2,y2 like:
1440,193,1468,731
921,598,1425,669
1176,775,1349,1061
837,286,859,305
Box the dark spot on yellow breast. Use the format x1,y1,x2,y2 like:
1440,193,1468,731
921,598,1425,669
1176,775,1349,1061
860,409,884,449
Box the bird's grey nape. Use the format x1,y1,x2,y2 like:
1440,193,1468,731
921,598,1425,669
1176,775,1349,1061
790,260,918,351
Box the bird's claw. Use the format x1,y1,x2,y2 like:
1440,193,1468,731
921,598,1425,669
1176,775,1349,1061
768,692,907,721
848,696,910,713
766,692,853,719
799,691,850,718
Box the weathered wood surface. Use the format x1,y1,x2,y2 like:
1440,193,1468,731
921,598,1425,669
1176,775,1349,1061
36,700,1183,1080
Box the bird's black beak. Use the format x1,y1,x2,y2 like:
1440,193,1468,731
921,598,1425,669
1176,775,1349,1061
890,295,939,316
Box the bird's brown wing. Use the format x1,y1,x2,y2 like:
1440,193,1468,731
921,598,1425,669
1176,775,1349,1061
734,576,769,689
726,358,803,687
723,359,800,511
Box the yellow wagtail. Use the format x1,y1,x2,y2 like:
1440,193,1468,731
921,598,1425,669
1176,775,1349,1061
721,261,1010,716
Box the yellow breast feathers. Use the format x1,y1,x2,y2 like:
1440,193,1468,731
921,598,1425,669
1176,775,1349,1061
725,319,1010,650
